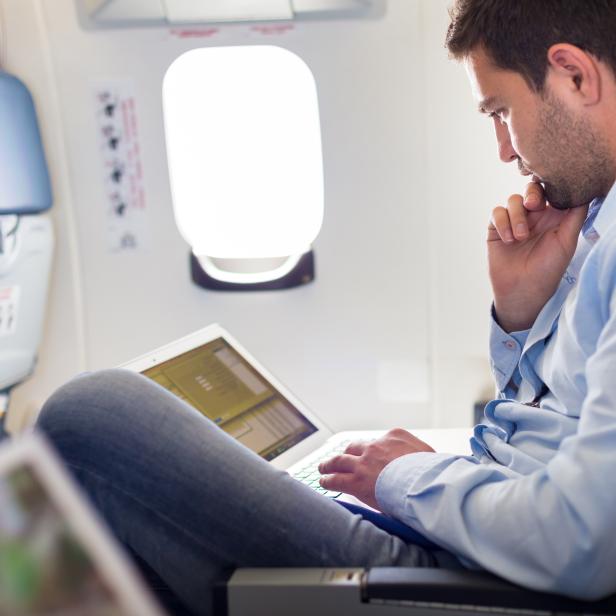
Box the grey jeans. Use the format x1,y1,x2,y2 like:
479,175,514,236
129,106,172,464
37,369,452,615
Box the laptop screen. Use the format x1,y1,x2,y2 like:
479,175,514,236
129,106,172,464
141,337,317,461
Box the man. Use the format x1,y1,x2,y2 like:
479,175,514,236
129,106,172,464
37,1,616,614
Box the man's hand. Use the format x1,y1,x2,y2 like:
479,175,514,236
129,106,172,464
488,182,588,332
318,428,435,510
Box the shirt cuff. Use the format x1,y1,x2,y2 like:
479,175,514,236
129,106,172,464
375,451,456,519
489,305,530,392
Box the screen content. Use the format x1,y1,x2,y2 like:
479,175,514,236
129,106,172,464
142,337,317,461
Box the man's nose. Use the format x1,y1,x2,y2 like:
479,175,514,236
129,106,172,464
494,119,517,163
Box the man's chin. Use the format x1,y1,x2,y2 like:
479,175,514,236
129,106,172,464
544,183,593,210
547,198,574,210
541,183,566,209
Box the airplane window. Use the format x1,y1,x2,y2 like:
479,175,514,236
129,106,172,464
162,46,324,288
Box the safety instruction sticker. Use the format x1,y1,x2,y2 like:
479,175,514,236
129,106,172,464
94,81,147,253
0,286,19,337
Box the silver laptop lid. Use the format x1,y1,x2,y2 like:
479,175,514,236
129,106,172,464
121,323,332,469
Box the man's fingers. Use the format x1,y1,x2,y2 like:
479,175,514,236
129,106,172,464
524,181,546,211
489,190,548,243
384,427,413,439
318,453,357,475
506,194,530,240
344,440,369,456
319,472,355,492
489,206,514,243
487,220,500,242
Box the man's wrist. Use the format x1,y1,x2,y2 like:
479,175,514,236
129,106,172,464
493,300,539,333
494,313,533,333
375,452,448,515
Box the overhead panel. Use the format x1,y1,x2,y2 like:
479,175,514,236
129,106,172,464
76,0,383,27
82,0,109,13
291,0,372,13
162,0,293,23
91,0,166,20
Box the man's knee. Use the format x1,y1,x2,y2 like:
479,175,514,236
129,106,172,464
37,368,156,447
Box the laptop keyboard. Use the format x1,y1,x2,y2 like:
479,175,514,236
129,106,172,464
291,439,352,498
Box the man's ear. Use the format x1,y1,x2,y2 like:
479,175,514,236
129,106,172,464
546,44,601,105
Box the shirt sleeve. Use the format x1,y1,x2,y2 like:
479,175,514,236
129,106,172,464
489,305,530,396
375,299,616,600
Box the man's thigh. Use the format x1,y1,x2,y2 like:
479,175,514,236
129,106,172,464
37,369,438,613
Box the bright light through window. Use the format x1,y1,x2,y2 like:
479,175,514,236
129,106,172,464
162,46,324,265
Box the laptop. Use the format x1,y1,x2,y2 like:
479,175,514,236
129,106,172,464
0,432,166,616
121,323,471,509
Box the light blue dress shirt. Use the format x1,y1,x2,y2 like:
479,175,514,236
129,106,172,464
375,182,616,600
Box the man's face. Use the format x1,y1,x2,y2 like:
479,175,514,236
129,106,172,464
464,47,613,209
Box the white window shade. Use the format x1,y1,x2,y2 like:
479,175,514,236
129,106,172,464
163,46,324,261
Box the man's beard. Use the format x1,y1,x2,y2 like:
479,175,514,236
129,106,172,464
529,93,614,210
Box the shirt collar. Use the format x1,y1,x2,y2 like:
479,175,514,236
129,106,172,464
586,180,616,239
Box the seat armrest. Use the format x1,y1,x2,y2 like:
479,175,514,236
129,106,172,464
364,568,616,614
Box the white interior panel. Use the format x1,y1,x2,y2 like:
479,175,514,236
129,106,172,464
5,0,532,434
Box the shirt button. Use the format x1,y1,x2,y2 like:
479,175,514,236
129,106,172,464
503,340,516,350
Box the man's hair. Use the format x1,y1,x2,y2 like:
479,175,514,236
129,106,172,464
446,0,616,91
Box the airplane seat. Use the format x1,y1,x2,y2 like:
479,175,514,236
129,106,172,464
210,428,616,614
0,71,53,438
217,566,616,615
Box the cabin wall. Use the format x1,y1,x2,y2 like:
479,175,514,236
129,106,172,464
7,0,522,433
